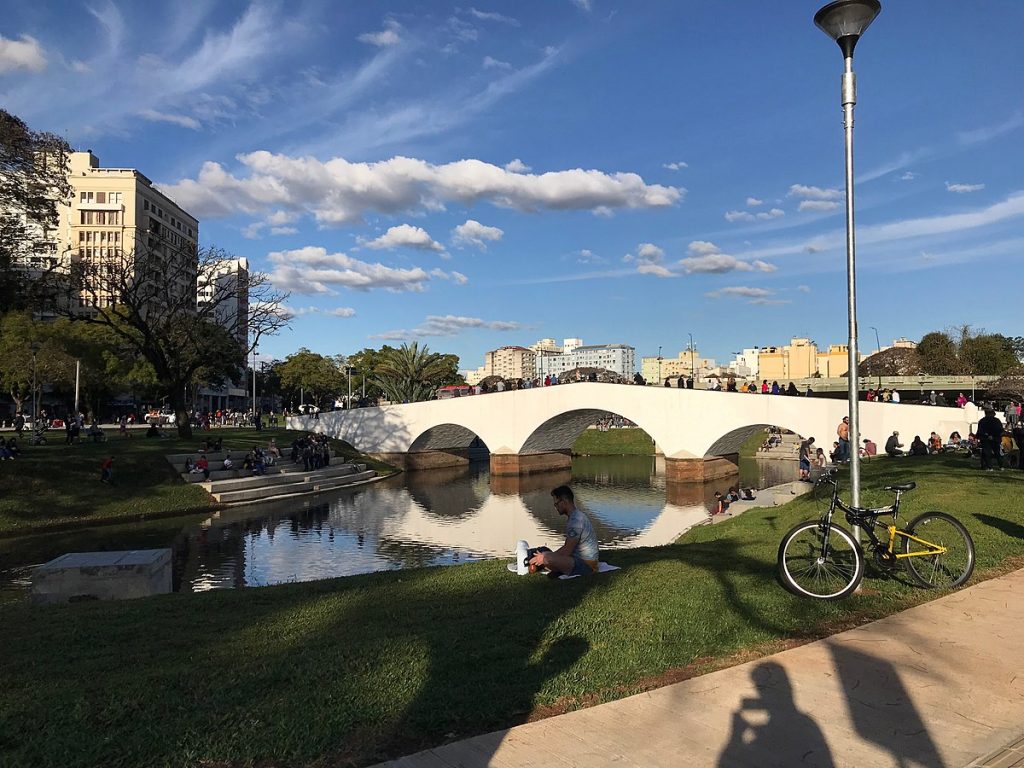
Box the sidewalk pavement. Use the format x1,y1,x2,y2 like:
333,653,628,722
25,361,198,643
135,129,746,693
376,568,1024,768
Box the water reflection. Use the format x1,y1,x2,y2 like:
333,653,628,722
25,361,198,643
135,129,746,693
0,456,794,597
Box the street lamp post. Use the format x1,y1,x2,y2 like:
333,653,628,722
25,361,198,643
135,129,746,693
30,341,42,426
814,0,881,516
870,325,882,388
252,344,258,420
657,345,663,386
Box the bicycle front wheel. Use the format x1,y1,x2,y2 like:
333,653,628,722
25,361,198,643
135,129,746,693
902,511,975,589
778,521,864,600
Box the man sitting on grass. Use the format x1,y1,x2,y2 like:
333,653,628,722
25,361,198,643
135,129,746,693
528,485,599,577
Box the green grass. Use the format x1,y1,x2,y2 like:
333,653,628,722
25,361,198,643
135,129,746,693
572,427,655,455
0,455,1020,767
0,428,397,536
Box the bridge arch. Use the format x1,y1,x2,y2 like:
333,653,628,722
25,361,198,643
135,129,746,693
399,423,490,471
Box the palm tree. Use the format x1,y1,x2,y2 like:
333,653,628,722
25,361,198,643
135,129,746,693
373,342,452,403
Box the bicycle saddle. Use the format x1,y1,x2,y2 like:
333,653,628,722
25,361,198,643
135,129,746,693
883,482,916,492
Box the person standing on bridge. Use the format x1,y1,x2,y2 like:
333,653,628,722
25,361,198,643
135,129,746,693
529,485,599,577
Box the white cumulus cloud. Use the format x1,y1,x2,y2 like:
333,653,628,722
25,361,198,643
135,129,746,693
374,314,521,339
746,197,763,207
163,152,682,226
706,286,773,299
662,161,688,171
504,158,531,173
798,200,840,212
452,219,504,250
945,181,985,194
788,184,842,200
267,246,435,294
362,224,445,252
358,20,401,47
483,56,512,70
0,34,47,74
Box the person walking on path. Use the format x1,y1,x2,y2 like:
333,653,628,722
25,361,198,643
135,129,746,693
836,417,850,463
798,436,815,481
528,485,599,577
977,408,1005,471
100,456,114,484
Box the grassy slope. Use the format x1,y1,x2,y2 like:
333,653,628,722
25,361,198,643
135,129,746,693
0,428,396,535
572,427,655,455
0,455,1020,767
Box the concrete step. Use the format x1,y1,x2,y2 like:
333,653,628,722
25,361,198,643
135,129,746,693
206,462,366,494
213,470,376,504
168,449,335,473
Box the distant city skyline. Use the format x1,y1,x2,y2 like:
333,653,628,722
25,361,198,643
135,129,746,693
3,1,1021,367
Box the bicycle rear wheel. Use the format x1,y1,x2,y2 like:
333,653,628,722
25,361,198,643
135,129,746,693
902,511,975,589
778,521,864,600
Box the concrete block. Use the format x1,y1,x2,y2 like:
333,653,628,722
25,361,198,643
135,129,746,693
32,549,172,605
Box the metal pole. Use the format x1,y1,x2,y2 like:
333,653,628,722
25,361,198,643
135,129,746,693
252,347,257,420
658,345,662,385
842,53,863,515
347,367,352,408
688,333,695,383
870,326,881,389
31,351,38,426
74,359,80,415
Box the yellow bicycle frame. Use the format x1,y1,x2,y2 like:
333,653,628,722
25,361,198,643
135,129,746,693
886,525,948,559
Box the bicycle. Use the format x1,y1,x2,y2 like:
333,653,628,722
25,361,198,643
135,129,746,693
777,467,975,600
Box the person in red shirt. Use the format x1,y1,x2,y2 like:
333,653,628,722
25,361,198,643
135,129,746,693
100,456,114,484
196,454,210,480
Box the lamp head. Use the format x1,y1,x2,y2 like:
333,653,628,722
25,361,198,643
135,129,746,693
814,0,881,58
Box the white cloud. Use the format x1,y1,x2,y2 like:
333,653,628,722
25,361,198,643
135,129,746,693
0,34,47,74
70,60,91,74
687,241,720,256
469,8,520,25
164,152,682,225
662,161,688,171
572,0,593,10
358,20,401,47
796,285,811,293
327,307,356,317
804,244,825,254
374,314,521,339
945,181,985,194
798,200,840,212
637,243,665,261
746,197,763,207
362,224,445,252
280,305,356,319
901,171,917,181
705,286,772,299
241,223,264,240
267,246,434,294
138,109,200,130
748,298,791,306
725,207,783,222
958,111,1024,145
788,184,841,200
678,241,776,274
483,56,512,70
270,226,297,236
452,219,504,250
504,158,531,173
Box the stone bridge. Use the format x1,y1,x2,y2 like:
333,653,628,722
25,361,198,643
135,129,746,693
288,384,979,481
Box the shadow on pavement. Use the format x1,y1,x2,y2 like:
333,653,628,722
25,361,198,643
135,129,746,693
718,661,834,768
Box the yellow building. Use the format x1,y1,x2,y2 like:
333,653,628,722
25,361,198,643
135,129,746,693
817,344,851,378
57,151,199,311
484,346,537,380
640,348,713,384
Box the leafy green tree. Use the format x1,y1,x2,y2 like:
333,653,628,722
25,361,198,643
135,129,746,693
278,349,345,408
916,332,962,375
373,342,460,403
960,333,1019,375
0,109,72,312
36,245,284,437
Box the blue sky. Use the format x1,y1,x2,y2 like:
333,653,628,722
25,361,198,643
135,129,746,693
2,1,1022,371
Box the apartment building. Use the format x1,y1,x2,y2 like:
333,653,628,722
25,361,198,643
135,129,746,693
640,347,715,384
197,257,249,346
56,151,199,311
543,343,635,379
485,346,537,380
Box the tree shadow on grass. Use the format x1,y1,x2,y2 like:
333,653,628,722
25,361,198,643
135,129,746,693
973,513,1024,539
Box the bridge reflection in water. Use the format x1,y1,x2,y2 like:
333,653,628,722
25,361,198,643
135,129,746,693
0,457,796,597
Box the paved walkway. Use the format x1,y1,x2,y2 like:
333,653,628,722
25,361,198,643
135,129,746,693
376,569,1024,768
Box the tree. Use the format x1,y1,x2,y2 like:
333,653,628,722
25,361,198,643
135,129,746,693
373,342,460,403
859,347,922,377
36,244,289,437
278,349,345,408
0,109,72,312
959,332,1018,375
916,332,962,375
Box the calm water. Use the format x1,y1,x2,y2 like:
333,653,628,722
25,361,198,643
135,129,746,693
0,455,795,598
